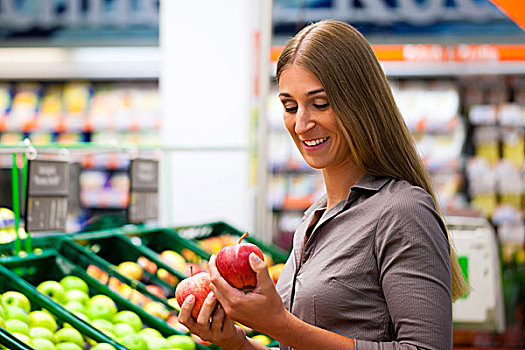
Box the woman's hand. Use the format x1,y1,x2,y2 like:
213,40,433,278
177,291,249,350
208,253,288,335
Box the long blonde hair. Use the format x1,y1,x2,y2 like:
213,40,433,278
276,20,469,301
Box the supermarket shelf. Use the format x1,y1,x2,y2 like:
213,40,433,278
381,61,525,77
0,47,160,80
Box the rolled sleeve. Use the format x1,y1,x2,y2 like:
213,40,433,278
358,187,452,350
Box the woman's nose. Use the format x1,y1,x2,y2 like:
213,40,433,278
295,107,315,135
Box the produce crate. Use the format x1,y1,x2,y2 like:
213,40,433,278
0,250,212,350
69,230,186,298
0,254,125,349
174,221,290,264
0,324,36,350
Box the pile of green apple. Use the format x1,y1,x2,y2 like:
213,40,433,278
34,276,196,350
0,288,117,350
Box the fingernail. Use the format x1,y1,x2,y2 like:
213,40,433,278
186,294,195,303
208,291,215,300
250,253,260,262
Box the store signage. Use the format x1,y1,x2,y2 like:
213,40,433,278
128,159,158,224
274,0,506,26
0,0,158,30
25,159,69,232
271,44,525,63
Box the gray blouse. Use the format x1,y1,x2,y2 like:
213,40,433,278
274,173,452,350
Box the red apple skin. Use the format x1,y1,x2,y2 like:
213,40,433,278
175,272,211,319
216,242,264,291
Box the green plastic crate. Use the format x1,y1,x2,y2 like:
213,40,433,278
0,250,211,350
174,221,290,264
0,254,125,349
69,230,185,298
0,325,35,350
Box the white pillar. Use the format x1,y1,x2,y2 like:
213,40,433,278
159,0,258,233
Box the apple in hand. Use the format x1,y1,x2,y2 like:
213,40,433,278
216,232,264,291
1,291,31,313
175,272,211,319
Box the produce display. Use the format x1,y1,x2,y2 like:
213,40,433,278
0,224,283,349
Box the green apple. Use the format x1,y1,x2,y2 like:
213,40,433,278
12,332,33,346
54,328,84,348
86,302,115,321
120,334,147,350
59,276,89,294
144,336,169,350
88,295,117,313
1,291,31,313
112,310,143,332
91,344,116,350
5,319,30,335
29,310,57,332
64,301,86,314
91,319,114,334
4,305,30,324
32,337,56,350
138,327,162,339
55,343,82,350
29,327,56,343
36,281,66,304
166,335,196,350
0,314,5,328
64,290,89,306
113,322,134,339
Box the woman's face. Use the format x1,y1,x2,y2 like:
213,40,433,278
279,65,351,171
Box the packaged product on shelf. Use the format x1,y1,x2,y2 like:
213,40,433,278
473,126,500,165
63,82,91,131
469,105,498,125
0,83,11,128
28,131,53,145
130,84,160,130
501,127,524,169
6,82,40,131
89,85,114,131
495,160,522,210
37,84,63,131
466,157,497,218
498,220,525,264
56,132,86,144
0,132,23,145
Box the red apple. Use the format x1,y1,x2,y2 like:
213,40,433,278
145,285,164,298
215,232,264,291
185,263,205,276
175,272,211,319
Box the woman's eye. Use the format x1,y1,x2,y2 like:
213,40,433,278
314,103,329,110
284,106,298,113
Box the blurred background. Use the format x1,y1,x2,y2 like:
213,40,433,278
0,0,524,348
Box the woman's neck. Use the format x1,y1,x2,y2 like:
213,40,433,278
322,163,365,210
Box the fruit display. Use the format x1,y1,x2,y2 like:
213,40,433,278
0,289,120,350
0,208,28,244
0,251,207,350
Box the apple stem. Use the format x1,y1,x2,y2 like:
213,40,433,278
238,232,249,244
190,265,194,277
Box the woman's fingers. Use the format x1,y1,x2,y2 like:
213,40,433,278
177,294,196,328
196,292,217,327
211,304,226,333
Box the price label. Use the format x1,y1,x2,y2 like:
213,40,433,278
129,159,159,223
25,159,69,232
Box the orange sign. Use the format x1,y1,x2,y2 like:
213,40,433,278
490,0,525,31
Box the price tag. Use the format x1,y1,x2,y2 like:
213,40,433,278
128,159,159,223
25,159,69,232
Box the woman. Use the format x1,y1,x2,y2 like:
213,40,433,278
178,20,469,350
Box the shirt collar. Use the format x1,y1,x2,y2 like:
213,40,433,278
303,173,391,217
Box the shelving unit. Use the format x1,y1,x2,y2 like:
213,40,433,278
0,47,161,232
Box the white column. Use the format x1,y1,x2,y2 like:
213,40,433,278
159,0,258,233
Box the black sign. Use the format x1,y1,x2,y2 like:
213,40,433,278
129,159,158,223
25,159,69,232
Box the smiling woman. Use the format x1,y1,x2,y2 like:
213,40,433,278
177,19,469,350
